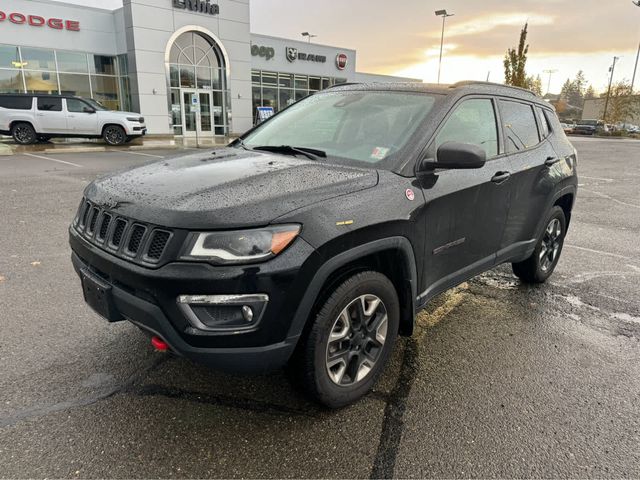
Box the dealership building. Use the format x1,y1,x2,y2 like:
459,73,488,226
0,0,418,138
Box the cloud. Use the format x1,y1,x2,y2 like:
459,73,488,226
442,13,556,38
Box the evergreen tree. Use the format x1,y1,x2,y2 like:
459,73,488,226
504,23,529,88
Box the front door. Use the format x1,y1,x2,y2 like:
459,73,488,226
181,90,213,138
64,98,98,135
418,97,513,302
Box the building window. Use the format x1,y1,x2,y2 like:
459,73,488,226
0,44,132,111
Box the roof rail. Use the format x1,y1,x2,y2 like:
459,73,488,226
450,81,538,98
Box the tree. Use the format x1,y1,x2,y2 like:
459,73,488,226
585,85,597,100
526,75,543,96
560,71,588,108
504,23,529,88
604,80,640,124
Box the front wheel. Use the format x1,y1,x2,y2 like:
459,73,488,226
103,125,127,146
291,271,399,408
11,122,37,145
512,206,567,283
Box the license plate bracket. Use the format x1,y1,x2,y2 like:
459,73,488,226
80,268,123,323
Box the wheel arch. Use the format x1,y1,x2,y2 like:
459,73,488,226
101,123,127,136
287,237,418,344
10,119,37,132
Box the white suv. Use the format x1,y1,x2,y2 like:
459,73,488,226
0,94,147,146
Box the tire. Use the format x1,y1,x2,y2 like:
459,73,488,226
512,206,567,284
292,271,400,408
103,125,127,146
11,122,37,145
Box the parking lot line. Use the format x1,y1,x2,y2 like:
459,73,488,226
566,244,632,260
23,153,83,168
124,151,165,159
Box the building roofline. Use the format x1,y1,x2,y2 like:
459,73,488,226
250,32,356,53
26,0,121,14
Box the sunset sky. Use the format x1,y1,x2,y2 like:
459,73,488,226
62,0,640,94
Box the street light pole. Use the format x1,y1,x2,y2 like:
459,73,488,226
602,56,620,125
631,1,640,93
543,69,558,95
435,9,454,84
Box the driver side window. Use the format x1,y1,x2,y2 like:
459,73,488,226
66,98,89,113
435,98,499,160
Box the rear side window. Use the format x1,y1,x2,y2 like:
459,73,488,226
435,98,499,159
0,96,33,110
536,106,551,139
38,97,62,112
500,100,540,152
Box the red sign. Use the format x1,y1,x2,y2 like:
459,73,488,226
336,53,348,71
0,11,80,31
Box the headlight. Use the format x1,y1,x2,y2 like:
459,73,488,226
126,116,141,122
182,225,301,264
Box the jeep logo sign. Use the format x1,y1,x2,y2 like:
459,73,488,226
251,45,275,61
173,0,219,16
336,53,348,70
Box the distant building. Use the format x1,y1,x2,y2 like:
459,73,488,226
582,96,640,124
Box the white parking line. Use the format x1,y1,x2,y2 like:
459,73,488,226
565,244,632,260
124,151,164,159
23,153,82,168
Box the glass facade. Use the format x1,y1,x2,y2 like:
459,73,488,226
0,44,130,111
168,31,229,136
251,69,347,123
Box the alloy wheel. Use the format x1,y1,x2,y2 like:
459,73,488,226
105,127,125,145
539,218,562,272
325,294,388,386
14,125,34,144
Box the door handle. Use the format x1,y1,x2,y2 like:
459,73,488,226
545,156,561,167
491,171,511,184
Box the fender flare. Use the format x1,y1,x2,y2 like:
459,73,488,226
533,184,577,241
286,236,418,340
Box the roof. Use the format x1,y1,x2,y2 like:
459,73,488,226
327,81,546,105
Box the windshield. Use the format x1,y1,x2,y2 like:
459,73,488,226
84,98,108,111
242,91,437,169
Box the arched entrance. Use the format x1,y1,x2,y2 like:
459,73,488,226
167,30,229,137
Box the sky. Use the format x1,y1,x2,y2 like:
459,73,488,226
55,0,640,94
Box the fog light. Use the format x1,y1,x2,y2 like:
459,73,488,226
242,305,254,323
177,294,268,332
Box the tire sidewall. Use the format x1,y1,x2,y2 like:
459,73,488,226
310,272,399,407
532,206,567,281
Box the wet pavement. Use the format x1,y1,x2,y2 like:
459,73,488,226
0,138,639,478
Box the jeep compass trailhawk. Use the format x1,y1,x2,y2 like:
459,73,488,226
69,82,577,407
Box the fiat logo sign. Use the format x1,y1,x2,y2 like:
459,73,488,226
336,53,348,70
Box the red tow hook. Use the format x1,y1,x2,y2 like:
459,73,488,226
151,336,169,352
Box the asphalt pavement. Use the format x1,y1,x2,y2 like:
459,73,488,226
0,138,639,478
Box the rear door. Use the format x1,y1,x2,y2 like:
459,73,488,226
418,96,513,301
65,98,98,135
497,100,558,262
36,97,67,133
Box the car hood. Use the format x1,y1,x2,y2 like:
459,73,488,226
84,148,379,229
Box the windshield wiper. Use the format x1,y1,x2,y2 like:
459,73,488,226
251,145,327,160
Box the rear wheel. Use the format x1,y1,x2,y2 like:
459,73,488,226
291,271,399,408
11,122,37,145
103,125,127,146
512,206,566,283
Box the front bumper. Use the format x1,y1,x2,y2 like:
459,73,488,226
69,227,321,373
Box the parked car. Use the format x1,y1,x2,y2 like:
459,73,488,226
573,119,602,136
69,81,577,407
0,94,146,146
560,122,574,134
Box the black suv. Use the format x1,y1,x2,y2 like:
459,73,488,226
69,82,577,407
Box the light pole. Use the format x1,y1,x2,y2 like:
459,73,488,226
543,69,558,95
435,9,454,84
602,56,620,125
301,32,317,44
632,1,640,93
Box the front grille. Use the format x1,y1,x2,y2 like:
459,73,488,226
73,198,174,265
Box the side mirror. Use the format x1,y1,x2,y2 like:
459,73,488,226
83,107,96,114
419,141,487,172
